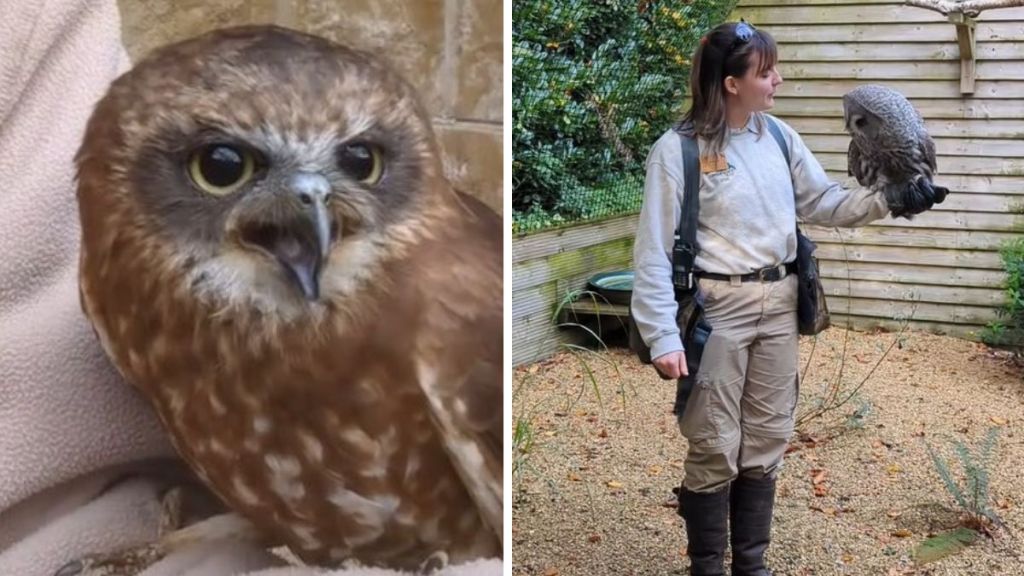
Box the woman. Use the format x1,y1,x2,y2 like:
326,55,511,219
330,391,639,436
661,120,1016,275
630,21,934,576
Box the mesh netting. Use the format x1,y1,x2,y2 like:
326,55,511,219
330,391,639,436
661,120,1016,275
512,0,736,234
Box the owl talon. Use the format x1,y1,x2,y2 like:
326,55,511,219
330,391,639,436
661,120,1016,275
418,550,449,574
53,543,164,576
53,560,84,576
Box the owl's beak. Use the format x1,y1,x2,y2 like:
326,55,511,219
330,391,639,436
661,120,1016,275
238,173,336,300
280,202,333,301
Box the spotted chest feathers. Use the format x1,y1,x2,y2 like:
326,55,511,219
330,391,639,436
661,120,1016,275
93,274,495,570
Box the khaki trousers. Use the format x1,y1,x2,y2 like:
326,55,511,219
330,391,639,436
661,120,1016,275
677,272,800,493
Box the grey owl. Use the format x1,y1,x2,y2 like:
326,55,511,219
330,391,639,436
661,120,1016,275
842,84,948,219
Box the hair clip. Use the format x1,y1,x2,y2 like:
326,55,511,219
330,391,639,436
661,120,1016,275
735,18,756,42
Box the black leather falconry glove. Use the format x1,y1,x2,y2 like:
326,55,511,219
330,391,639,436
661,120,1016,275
883,175,949,219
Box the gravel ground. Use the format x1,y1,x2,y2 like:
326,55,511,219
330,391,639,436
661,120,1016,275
511,328,1024,575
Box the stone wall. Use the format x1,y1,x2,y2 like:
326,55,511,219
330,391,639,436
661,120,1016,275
117,0,503,214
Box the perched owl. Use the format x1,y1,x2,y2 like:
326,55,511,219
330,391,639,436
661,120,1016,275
842,84,949,219
70,25,502,573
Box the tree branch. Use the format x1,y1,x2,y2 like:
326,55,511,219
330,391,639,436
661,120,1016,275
906,0,1024,17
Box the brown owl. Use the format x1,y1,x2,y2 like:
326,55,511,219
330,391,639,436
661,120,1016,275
70,25,502,573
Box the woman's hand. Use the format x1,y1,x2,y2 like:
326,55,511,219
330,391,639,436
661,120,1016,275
653,350,689,379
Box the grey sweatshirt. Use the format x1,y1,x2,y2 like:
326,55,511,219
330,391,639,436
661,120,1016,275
631,113,890,360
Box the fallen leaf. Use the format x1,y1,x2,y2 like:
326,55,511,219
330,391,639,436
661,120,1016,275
647,464,663,476
607,480,624,489
997,498,1013,509
913,527,978,564
887,510,903,518
892,529,913,538
528,365,540,374
568,472,582,482
543,568,559,576
588,534,602,543
812,470,827,485
991,416,1008,426
598,428,608,438
842,553,855,563
887,464,902,476
813,484,828,497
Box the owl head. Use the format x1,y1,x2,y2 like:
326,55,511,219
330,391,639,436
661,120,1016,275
76,25,446,314
842,84,923,145
842,90,884,142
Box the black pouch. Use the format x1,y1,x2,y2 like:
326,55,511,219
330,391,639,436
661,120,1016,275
795,227,830,336
628,288,712,381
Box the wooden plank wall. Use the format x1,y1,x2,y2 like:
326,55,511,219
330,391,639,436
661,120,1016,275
733,0,1023,337
511,216,637,366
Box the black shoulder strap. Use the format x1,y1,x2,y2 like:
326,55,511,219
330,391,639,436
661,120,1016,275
764,115,790,167
678,134,700,244
673,133,700,290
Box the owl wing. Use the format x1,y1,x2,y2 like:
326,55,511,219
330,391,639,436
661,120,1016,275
920,134,938,177
414,191,503,545
848,139,873,186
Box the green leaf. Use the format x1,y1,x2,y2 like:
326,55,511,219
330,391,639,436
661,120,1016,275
913,528,979,565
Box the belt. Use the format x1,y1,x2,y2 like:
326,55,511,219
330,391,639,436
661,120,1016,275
696,261,797,283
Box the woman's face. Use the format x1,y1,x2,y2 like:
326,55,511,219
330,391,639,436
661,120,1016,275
727,56,783,113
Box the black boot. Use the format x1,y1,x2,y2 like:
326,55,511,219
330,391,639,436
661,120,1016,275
729,475,776,576
677,485,730,576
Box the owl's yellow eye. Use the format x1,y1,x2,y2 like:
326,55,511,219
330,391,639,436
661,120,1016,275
337,143,383,185
188,144,255,195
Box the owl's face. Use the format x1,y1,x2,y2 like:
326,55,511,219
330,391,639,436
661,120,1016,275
842,95,881,142
78,26,443,312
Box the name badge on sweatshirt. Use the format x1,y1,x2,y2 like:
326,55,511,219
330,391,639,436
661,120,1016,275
700,153,730,174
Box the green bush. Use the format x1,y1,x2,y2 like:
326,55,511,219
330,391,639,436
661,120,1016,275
512,0,737,234
982,237,1024,347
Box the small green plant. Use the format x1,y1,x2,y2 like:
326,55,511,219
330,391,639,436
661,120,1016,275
982,237,1024,348
842,396,872,431
512,416,536,486
551,288,633,412
922,426,1003,535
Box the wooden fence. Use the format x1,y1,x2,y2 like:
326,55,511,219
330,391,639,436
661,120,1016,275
511,1,1023,366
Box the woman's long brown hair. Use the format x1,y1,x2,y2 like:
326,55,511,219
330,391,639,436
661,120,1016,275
680,22,778,156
